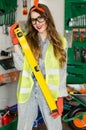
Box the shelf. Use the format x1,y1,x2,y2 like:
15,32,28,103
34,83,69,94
0,56,12,60
0,56,15,70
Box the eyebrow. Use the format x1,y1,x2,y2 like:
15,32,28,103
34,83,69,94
31,15,42,19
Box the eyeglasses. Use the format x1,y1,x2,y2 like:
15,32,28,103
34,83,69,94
31,16,45,25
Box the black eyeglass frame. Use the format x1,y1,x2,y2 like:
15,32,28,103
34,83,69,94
31,16,45,25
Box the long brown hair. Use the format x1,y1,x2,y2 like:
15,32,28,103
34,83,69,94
26,3,66,68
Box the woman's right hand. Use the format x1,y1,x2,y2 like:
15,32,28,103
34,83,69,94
10,22,19,45
50,98,63,119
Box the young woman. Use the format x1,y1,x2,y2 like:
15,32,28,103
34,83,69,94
10,3,68,130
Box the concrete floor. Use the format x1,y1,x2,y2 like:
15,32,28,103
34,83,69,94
33,121,72,130
62,122,72,130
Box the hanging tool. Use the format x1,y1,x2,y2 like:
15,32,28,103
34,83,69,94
67,64,83,69
22,0,28,15
14,26,57,114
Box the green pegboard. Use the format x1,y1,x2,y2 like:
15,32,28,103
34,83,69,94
65,0,86,84
0,0,17,26
65,0,86,30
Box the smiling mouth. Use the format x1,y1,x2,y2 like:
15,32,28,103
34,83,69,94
37,26,42,30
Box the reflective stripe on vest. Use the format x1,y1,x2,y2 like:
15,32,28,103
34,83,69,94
17,57,34,103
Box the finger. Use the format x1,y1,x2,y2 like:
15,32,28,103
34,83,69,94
11,22,19,29
10,22,19,33
53,113,60,119
50,112,58,116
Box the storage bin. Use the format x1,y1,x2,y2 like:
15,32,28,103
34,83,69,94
0,117,18,130
0,108,18,130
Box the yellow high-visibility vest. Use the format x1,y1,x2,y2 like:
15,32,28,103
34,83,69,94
15,27,66,113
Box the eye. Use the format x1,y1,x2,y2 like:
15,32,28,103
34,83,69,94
31,15,45,25
37,16,45,22
31,18,36,25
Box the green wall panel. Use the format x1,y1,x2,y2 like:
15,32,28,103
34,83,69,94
65,0,86,84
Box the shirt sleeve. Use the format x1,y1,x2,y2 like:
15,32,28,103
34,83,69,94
59,38,68,97
59,64,68,97
12,45,24,70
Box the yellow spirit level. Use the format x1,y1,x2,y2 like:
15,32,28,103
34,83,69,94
14,27,57,114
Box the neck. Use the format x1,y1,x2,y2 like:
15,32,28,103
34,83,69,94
39,31,48,42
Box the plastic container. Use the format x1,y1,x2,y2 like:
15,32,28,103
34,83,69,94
0,108,18,130
0,117,18,130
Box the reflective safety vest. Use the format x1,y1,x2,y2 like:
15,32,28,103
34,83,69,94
17,37,66,103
